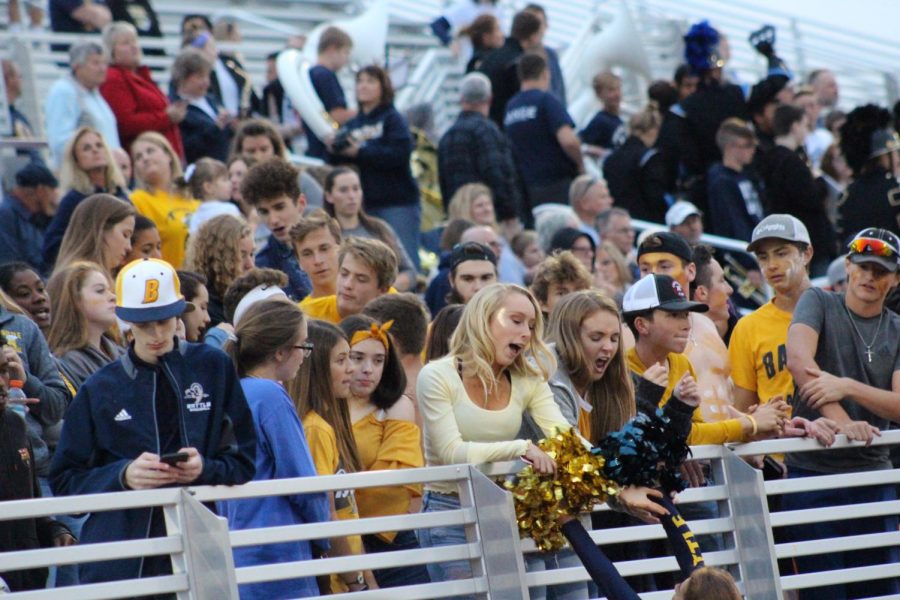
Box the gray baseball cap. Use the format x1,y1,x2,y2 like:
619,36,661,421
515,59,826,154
747,214,811,252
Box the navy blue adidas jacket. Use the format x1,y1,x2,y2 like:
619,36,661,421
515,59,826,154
49,340,256,584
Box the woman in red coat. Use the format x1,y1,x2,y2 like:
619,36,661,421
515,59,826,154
100,21,186,159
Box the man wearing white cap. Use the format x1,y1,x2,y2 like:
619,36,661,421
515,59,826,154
50,258,256,586
665,200,703,244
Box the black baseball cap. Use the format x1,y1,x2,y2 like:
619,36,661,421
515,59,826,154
15,163,58,188
449,242,497,271
848,228,900,272
637,231,693,264
623,273,709,315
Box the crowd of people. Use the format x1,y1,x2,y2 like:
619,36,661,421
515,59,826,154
1,4,900,599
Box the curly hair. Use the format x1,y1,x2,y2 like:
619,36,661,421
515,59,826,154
530,251,593,306
240,157,300,206
184,214,252,298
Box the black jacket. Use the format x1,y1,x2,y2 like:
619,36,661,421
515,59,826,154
170,92,233,164
604,136,669,224
0,410,71,591
680,81,749,212
757,145,837,274
477,37,524,127
210,53,261,117
837,169,900,242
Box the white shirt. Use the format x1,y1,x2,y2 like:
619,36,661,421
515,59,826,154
45,76,120,167
214,57,241,117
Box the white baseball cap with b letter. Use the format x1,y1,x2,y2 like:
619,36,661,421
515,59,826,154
115,258,188,323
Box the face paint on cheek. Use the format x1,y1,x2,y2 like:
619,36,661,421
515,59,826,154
493,307,511,329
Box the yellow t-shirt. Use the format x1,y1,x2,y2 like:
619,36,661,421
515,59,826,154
130,188,200,269
302,410,362,593
729,300,796,408
299,295,341,324
300,288,401,324
626,348,745,445
352,410,424,542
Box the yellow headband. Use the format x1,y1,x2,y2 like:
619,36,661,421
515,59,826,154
350,320,394,349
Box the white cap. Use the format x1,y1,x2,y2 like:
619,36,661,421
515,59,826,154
232,284,288,327
115,259,186,323
665,201,703,227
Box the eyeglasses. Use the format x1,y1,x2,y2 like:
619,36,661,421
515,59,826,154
849,237,897,258
294,343,314,358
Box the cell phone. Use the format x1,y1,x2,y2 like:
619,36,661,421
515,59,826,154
159,452,190,466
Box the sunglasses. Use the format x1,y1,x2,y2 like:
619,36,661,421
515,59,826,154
294,343,314,358
849,237,897,258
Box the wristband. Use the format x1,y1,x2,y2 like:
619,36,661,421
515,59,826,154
745,414,758,437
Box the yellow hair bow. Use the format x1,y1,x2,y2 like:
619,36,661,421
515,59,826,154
350,320,394,349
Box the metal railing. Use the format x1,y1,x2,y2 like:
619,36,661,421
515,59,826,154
3,431,900,598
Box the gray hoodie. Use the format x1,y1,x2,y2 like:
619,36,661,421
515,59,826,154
0,307,71,476
519,345,694,445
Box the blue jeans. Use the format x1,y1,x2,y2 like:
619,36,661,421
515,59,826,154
782,466,900,599
39,477,86,588
363,528,431,588
524,547,589,600
416,491,474,597
369,204,421,271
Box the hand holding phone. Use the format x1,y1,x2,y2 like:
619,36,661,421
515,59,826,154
159,451,190,466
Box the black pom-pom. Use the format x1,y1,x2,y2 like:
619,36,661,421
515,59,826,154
593,407,691,494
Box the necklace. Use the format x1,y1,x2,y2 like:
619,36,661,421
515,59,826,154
844,303,885,363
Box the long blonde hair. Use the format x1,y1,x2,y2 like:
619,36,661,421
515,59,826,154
184,214,252,297
450,284,555,394
132,131,183,191
59,127,126,195
47,261,118,356
547,290,634,443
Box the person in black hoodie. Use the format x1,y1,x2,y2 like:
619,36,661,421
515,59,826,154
332,65,422,270
757,105,836,276
837,104,900,241
0,348,75,592
476,10,544,126
603,104,669,225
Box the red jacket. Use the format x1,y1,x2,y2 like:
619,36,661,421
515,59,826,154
100,64,184,160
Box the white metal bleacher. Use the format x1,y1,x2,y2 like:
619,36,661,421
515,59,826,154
3,432,900,598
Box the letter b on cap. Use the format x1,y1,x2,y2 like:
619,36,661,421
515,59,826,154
143,279,159,304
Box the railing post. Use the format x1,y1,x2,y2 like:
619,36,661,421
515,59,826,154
722,450,783,599
465,466,529,599
173,489,239,600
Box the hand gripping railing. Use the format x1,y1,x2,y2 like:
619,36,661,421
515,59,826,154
2,431,900,598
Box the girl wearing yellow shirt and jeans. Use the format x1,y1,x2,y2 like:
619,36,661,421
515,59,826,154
340,315,431,588
292,319,372,593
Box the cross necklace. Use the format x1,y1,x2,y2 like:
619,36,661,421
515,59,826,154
844,302,885,363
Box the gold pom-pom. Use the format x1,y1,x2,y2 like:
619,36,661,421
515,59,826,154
505,428,618,552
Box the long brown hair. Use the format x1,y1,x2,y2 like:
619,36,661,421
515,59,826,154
289,319,363,473
47,261,118,356
225,299,303,378
54,194,136,277
547,290,634,443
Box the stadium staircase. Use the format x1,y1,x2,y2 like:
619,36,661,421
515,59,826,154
2,0,899,143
